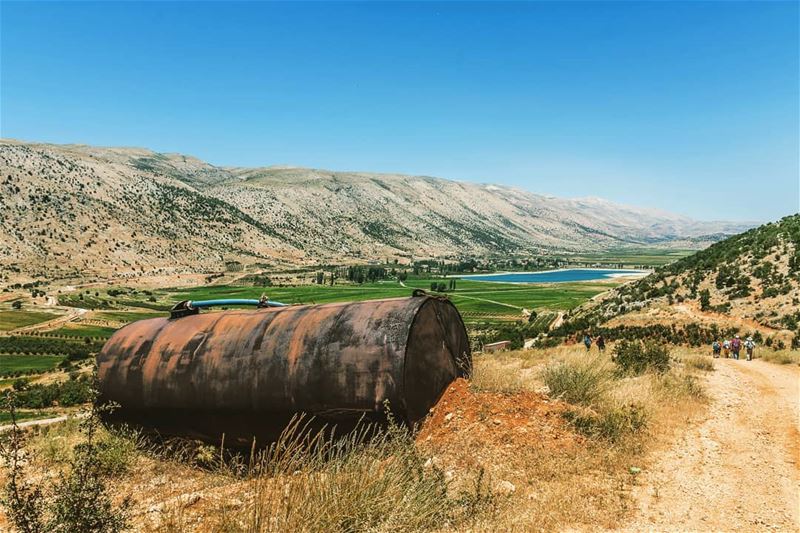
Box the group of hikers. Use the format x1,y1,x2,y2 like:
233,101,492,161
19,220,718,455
583,333,605,352
581,332,756,361
712,335,756,360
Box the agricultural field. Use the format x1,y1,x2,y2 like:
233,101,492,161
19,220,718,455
565,248,694,267
0,354,63,377
0,310,60,331
56,277,622,325
49,323,119,338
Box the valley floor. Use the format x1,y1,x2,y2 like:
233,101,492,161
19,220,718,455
622,359,800,532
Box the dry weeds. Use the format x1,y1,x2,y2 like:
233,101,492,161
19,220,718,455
1,344,710,532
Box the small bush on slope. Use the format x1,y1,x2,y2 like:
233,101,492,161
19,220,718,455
0,396,131,533
613,340,671,375
541,356,612,405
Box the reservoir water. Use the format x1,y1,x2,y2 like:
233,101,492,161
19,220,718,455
461,268,649,284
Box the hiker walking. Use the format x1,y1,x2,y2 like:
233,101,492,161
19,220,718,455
712,340,721,358
583,333,592,351
745,336,755,361
722,339,731,358
596,334,606,352
731,335,742,360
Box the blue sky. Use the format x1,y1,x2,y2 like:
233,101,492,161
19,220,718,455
1,1,797,222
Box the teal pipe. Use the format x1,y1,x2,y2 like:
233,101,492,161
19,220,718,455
189,298,287,308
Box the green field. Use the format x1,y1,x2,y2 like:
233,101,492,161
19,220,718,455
0,310,59,331
0,354,64,376
50,323,119,338
57,276,619,325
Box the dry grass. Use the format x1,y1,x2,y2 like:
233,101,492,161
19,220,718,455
469,354,529,394
428,344,709,530
683,354,715,372
759,349,800,366
1,344,711,533
541,355,612,405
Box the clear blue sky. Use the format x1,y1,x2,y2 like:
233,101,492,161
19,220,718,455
1,1,798,222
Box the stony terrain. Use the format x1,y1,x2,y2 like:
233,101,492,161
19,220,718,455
0,139,752,284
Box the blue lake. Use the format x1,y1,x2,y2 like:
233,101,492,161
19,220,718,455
461,268,649,284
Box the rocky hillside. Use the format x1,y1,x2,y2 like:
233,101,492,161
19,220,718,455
0,139,753,282
569,214,800,333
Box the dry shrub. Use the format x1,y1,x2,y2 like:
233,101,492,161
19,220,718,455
684,355,714,372
654,369,706,402
541,356,612,406
760,349,800,365
563,401,648,443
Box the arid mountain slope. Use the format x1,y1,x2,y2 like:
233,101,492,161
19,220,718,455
0,139,753,282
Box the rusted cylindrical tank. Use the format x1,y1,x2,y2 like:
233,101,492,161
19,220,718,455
96,295,470,445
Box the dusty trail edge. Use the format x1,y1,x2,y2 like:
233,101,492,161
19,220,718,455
619,359,800,532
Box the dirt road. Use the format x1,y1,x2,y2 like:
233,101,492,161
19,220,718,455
625,359,800,532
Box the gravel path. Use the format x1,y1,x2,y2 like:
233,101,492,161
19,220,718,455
623,359,800,532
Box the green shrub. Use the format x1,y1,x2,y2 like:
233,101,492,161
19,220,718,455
541,357,610,405
12,378,30,391
612,340,670,375
0,396,131,533
2,374,93,409
47,424,131,533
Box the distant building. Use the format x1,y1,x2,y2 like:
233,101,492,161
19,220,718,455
523,338,537,349
483,340,512,353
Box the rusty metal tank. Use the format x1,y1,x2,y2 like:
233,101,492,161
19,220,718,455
96,294,470,445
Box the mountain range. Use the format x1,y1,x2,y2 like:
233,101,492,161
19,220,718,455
0,139,755,282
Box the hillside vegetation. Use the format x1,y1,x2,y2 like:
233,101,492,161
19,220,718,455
563,215,800,344
0,139,752,283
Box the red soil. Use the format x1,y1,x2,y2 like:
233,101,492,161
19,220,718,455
416,379,582,458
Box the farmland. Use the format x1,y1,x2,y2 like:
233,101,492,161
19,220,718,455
54,276,622,325
0,271,633,380
49,323,119,338
564,248,694,267
0,354,63,377
0,310,59,331
0,409,57,424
